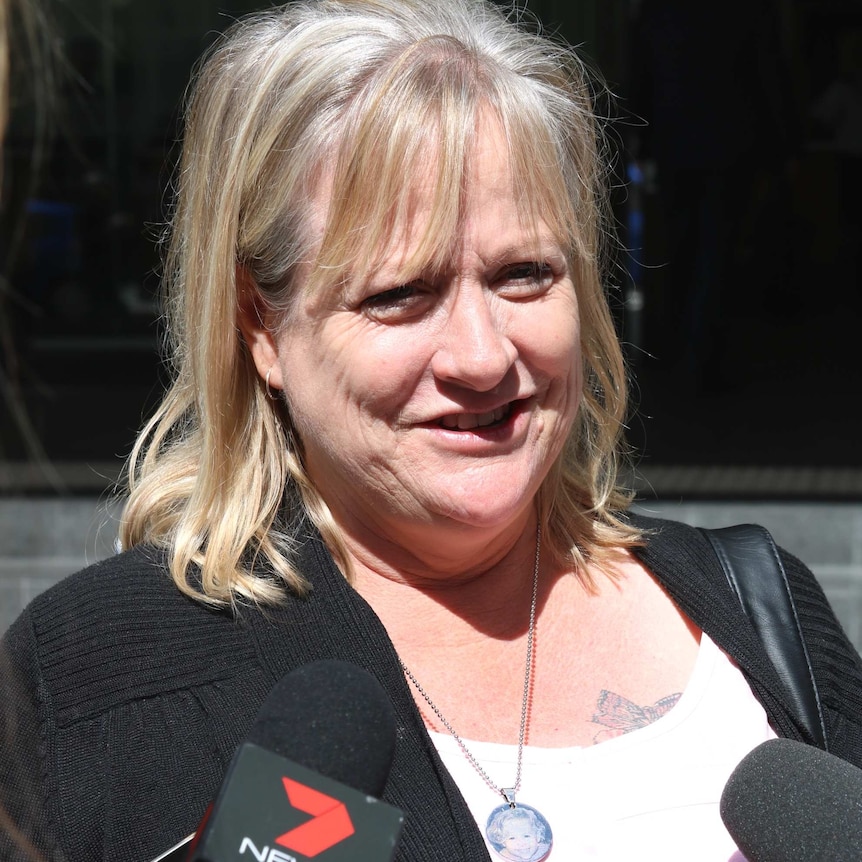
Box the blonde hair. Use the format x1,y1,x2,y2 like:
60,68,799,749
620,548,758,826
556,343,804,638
121,0,639,606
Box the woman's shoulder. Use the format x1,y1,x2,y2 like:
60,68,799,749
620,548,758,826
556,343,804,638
3,544,259,722
626,510,815,576
11,543,213,643
625,510,717,560
1,547,274,862
625,510,824,591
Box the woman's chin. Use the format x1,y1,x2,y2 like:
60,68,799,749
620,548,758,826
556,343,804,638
407,478,541,534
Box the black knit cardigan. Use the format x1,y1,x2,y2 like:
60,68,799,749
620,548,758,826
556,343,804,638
2,514,862,862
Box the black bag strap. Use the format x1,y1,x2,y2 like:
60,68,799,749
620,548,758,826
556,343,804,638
700,523,828,751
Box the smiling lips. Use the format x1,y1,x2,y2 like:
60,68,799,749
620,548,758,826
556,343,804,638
438,403,513,430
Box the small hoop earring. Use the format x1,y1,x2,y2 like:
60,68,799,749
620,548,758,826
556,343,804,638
264,366,277,400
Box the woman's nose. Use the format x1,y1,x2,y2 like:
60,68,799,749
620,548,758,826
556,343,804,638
430,282,517,390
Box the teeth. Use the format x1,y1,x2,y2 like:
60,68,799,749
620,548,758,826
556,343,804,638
439,405,509,430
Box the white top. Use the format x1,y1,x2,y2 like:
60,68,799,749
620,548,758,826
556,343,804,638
430,633,776,861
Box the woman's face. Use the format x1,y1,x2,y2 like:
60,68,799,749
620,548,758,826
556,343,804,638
260,120,582,546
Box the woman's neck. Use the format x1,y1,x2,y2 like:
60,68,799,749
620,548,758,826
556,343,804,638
345,513,545,643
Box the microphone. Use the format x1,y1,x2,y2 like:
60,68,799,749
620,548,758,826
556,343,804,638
720,737,862,861
152,660,403,862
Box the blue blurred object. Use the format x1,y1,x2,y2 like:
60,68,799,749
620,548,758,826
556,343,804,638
624,160,646,359
24,199,80,301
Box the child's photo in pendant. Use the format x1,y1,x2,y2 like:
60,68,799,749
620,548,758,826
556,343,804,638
486,803,553,862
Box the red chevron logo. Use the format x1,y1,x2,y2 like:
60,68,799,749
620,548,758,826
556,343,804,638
275,778,355,857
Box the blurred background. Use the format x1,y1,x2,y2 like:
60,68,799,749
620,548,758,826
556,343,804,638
2,0,861,636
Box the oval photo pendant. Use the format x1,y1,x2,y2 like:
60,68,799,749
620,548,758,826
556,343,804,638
485,802,553,862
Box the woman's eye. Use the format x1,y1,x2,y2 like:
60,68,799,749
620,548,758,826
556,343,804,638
501,262,554,291
364,284,415,306
361,283,430,321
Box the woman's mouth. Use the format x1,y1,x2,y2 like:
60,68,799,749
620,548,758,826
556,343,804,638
437,403,513,430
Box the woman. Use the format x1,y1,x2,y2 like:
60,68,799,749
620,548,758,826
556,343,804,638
3,0,862,860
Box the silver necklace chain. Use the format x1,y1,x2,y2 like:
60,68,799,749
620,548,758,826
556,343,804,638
400,525,542,808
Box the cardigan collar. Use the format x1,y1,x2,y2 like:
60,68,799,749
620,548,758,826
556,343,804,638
244,523,492,862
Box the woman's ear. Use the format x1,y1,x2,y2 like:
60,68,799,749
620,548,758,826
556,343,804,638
236,265,284,391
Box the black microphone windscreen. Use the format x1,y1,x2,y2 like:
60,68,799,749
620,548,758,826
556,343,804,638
245,659,397,798
720,738,862,862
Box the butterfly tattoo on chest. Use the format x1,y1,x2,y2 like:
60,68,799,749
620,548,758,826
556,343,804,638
590,690,682,744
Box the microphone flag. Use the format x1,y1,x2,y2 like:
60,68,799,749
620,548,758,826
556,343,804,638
186,742,404,862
